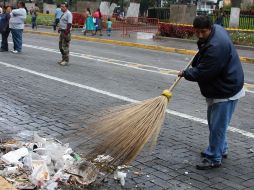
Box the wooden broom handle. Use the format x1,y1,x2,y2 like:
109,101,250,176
168,53,197,92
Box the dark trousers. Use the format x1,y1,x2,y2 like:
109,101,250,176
1,29,10,50
32,16,37,29
53,18,60,31
10,29,23,52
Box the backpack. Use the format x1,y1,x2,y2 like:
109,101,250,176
0,14,8,33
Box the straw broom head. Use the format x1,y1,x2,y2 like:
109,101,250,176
85,90,173,166
82,54,195,167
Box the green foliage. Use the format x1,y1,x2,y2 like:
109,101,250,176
26,14,55,26
246,3,254,11
230,31,254,46
223,4,231,11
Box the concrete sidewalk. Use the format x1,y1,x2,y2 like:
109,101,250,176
24,26,254,64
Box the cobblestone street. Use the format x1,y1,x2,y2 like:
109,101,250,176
0,33,254,189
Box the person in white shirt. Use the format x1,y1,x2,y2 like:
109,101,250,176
9,1,27,53
57,2,72,66
0,6,3,14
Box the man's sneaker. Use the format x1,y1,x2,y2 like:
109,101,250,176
58,61,69,66
11,50,21,54
196,158,221,170
57,60,63,64
201,152,228,159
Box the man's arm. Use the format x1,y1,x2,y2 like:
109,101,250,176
180,46,228,82
64,12,73,35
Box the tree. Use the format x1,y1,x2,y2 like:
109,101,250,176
229,0,242,28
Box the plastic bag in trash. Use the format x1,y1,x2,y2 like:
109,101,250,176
114,171,127,186
65,161,98,185
30,160,50,187
1,147,29,164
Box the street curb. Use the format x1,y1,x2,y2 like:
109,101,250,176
153,35,254,52
25,30,254,64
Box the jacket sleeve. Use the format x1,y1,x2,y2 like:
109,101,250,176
183,45,227,82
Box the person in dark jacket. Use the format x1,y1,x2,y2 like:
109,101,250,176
178,16,245,170
0,6,11,52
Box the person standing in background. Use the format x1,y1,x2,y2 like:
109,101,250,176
82,8,95,36
0,6,12,52
9,1,27,54
53,4,63,32
57,2,72,66
106,17,112,36
30,3,39,30
93,8,103,36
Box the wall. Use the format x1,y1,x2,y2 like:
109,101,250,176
76,0,100,13
43,3,56,14
126,2,140,17
100,1,117,17
170,5,196,25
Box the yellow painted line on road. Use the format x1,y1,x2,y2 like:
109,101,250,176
25,30,254,64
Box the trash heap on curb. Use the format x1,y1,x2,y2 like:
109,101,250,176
0,132,101,190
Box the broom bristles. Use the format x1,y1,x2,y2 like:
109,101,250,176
85,95,170,166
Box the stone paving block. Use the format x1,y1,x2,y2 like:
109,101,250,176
152,170,174,181
241,179,254,188
221,179,246,190
211,182,231,190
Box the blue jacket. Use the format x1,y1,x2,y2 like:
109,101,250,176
183,24,244,99
0,13,10,33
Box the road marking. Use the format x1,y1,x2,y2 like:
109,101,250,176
24,30,254,64
22,43,254,94
0,60,254,139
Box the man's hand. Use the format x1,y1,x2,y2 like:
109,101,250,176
64,30,69,36
178,70,185,77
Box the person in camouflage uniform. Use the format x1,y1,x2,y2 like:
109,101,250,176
58,2,72,66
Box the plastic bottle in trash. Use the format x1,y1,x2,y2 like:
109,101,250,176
70,153,81,161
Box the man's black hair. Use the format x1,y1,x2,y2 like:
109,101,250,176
61,2,68,8
18,1,25,8
193,16,213,29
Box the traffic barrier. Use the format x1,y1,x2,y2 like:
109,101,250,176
123,17,159,36
72,12,86,28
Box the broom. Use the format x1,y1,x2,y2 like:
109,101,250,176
84,55,196,166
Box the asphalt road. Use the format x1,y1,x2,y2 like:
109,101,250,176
0,33,254,189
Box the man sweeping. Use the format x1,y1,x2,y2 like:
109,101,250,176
178,15,245,170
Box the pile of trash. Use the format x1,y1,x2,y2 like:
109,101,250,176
0,132,99,190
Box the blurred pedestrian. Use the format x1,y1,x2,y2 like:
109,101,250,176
106,17,112,36
178,16,244,170
0,6,12,52
93,8,102,36
30,3,39,30
9,1,27,54
57,2,72,66
0,5,3,14
82,8,95,35
53,4,62,32
214,8,224,27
